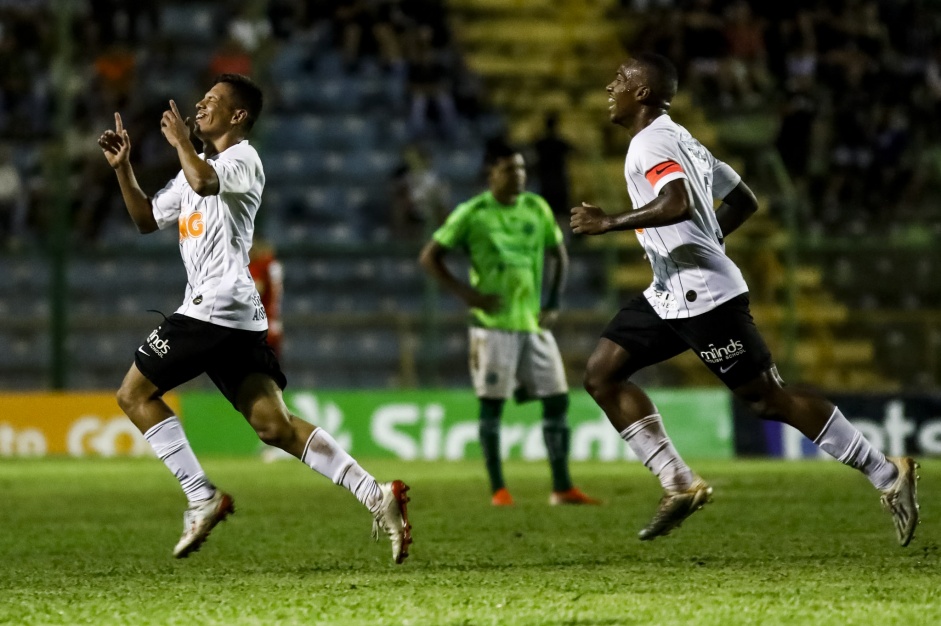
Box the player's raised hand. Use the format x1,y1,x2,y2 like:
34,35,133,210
160,99,192,148
570,202,610,235
98,112,131,169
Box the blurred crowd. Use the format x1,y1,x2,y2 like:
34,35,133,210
628,0,941,233
6,0,941,250
0,0,481,250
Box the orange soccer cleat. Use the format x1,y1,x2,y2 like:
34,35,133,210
549,487,602,506
372,480,413,564
491,487,515,506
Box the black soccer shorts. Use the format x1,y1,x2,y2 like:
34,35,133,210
601,293,774,390
134,313,287,407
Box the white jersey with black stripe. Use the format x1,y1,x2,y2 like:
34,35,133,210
624,114,748,319
151,140,267,331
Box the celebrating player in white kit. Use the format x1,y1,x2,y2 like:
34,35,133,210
97,74,412,562
570,54,920,545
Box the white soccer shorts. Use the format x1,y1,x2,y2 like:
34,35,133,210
468,327,569,400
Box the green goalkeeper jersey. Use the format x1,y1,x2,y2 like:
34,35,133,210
432,190,563,332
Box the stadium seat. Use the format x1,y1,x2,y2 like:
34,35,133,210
261,116,326,151
277,78,361,114
264,151,330,185
267,40,310,81
159,4,220,42
435,148,484,184
320,116,379,151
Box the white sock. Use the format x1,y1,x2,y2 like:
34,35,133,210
302,427,382,513
620,413,694,492
814,407,897,490
143,416,215,504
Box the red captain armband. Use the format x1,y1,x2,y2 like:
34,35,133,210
645,160,683,187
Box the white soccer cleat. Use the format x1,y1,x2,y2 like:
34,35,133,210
172,490,235,559
880,456,920,547
371,480,412,564
638,477,712,541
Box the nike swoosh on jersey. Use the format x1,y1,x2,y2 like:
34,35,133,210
645,160,682,186
138,346,149,356
719,360,739,374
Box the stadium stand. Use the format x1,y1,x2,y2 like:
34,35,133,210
2,0,941,392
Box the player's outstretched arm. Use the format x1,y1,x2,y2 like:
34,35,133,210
540,243,568,328
570,179,691,235
98,112,158,234
418,240,501,313
714,181,759,237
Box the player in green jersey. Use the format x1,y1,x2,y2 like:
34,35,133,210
419,139,600,506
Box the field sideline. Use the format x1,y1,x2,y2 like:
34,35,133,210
1,458,938,625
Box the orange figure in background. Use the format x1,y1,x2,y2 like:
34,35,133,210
249,238,284,358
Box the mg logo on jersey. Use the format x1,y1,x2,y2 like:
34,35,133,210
178,211,205,240
147,329,171,358
700,338,745,364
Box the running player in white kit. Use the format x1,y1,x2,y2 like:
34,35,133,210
97,74,412,563
570,54,920,546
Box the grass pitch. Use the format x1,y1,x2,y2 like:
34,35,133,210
0,458,938,625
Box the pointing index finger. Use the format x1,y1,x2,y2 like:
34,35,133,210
169,100,181,119
114,112,123,133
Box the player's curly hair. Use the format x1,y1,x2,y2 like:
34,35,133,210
632,52,678,109
213,74,264,131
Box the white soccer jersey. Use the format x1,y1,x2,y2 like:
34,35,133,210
151,140,268,331
624,114,748,319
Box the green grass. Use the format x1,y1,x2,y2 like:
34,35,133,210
0,458,938,625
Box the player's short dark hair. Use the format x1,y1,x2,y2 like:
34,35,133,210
483,138,520,170
213,73,263,131
632,52,678,107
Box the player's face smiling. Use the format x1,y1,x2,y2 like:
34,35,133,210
606,64,637,124
193,83,237,139
490,154,526,200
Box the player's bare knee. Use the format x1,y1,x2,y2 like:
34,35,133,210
583,365,615,401
115,389,131,414
116,382,143,414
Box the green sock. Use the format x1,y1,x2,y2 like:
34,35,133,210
542,394,572,492
479,398,505,493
